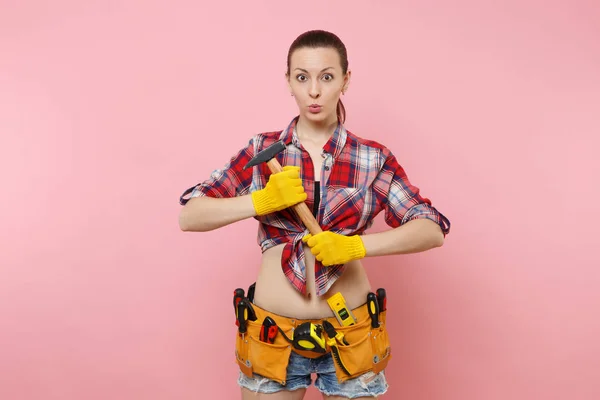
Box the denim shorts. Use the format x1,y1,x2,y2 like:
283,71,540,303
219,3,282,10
238,350,389,398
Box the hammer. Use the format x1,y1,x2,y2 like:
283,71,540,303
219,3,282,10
243,140,323,235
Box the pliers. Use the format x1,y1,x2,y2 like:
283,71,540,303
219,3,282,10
322,320,349,345
322,320,351,376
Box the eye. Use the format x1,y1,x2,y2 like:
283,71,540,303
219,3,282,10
296,74,307,82
322,74,334,81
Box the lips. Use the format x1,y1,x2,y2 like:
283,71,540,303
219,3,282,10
308,104,322,114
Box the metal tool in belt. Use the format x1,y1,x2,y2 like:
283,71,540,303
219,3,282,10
233,287,388,376
322,320,351,375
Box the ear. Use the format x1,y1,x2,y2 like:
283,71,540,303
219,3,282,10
342,70,352,92
285,71,292,91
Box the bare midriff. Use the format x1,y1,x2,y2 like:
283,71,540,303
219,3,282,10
252,242,373,320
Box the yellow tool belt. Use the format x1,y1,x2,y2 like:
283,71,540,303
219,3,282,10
235,301,392,385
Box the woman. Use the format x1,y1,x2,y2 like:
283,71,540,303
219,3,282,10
179,30,450,400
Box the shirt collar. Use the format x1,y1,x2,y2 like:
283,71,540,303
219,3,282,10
279,115,347,158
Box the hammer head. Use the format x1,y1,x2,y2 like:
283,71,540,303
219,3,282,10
243,140,287,170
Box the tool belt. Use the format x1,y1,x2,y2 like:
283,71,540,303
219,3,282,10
233,288,392,385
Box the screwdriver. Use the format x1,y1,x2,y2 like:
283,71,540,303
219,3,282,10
236,299,248,335
367,292,380,328
233,288,245,327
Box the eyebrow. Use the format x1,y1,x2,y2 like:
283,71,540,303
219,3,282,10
294,67,334,73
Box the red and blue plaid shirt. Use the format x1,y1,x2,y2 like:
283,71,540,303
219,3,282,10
180,116,450,296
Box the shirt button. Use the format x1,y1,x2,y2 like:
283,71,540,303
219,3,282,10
324,166,330,171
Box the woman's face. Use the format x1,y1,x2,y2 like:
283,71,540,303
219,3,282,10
287,47,350,124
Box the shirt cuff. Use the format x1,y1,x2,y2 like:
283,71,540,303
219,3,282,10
401,203,451,236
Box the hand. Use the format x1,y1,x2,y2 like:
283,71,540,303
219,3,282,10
302,231,367,266
251,166,307,216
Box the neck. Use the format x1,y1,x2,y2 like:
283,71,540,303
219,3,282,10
296,114,339,144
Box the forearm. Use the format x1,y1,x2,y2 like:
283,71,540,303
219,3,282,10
178,195,257,232
360,218,445,257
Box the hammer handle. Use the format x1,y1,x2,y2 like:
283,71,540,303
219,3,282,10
266,158,323,235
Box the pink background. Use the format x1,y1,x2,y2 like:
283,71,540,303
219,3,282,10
1,1,599,399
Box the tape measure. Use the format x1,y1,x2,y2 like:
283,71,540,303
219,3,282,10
291,322,326,353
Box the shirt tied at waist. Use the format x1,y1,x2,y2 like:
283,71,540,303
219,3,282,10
259,225,362,297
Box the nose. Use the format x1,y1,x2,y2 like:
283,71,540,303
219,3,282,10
309,81,321,99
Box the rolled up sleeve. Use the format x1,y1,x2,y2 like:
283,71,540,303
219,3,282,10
179,137,255,205
373,151,451,236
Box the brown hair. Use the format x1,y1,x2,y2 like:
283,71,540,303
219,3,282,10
287,30,349,123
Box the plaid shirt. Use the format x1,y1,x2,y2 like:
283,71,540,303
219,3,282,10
180,116,450,296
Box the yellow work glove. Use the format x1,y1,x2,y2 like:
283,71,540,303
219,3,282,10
251,166,307,216
302,231,367,266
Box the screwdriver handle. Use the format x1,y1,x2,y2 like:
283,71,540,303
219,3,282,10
234,288,245,311
233,288,245,326
237,300,248,334
367,292,380,328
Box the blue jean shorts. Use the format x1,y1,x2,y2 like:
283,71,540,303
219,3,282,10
238,350,388,398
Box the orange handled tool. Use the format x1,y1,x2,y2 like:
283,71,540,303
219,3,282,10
259,316,278,344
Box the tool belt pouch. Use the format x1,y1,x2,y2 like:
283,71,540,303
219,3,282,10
235,322,293,385
331,310,392,383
